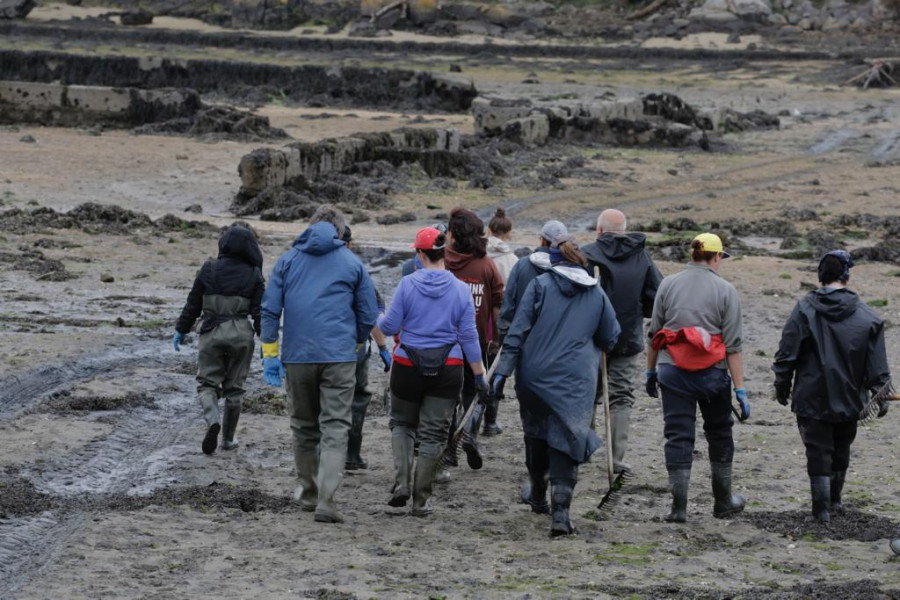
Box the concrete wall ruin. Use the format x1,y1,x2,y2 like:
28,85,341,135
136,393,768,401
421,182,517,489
0,80,202,127
0,50,478,112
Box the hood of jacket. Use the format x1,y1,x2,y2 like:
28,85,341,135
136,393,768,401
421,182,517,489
408,268,459,298
594,232,648,260
445,247,477,271
550,264,597,297
528,248,552,271
805,287,860,322
293,221,345,256
218,225,263,269
487,236,513,257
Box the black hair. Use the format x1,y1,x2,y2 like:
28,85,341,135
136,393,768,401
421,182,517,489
818,254,847,285
449,207,487,258
421,233,446,263
488,207,512,236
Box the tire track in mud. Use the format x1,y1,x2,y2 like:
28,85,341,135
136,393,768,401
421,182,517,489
0,347,200,597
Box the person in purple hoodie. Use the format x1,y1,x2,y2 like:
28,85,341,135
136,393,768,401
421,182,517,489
378,227,488,517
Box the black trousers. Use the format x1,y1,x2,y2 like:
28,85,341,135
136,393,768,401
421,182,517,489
524,436,578,485
659,364,734,470
797,416,858,476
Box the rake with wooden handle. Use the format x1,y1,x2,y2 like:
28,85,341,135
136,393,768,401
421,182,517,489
859,380,900,424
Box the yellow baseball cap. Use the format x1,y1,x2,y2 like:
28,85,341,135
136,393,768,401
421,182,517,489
693,233,730,258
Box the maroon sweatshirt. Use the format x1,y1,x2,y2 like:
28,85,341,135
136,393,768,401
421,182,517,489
445,248,504,357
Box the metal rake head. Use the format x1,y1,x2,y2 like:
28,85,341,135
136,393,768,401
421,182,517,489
859,380,894,424
596,469,637,514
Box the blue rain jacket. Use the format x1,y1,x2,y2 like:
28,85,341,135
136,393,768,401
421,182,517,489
261,222,378,364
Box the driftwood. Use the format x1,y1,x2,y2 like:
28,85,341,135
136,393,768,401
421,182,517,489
627,0,669,21
843,59,899,89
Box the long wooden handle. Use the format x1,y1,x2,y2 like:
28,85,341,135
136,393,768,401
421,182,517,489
602,352,614,487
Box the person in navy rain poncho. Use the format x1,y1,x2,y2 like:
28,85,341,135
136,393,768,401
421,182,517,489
492,234,620,537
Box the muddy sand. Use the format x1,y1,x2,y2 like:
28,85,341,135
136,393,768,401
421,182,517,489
2,22,900,600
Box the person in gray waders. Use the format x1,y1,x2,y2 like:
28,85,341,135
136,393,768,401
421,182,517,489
772,250,891,523
492,235,620,536
341,226,393,471
260,205,379,524
173,225,265,455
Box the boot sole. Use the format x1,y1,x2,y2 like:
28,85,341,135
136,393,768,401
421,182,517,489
462,442,483,470
664,514,687,523
314,511,344,523
550,524,576,537
713,505,745,519
388,492,410,508
221,441,239,451
344,462,368,471
202,423,220,455
410,507,434,517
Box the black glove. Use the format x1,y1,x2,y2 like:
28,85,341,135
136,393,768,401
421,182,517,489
774,381,791,406
645,369,659,399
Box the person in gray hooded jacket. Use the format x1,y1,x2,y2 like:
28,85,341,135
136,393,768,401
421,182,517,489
773,250,890,523
583,209,662,475
492,235,620,537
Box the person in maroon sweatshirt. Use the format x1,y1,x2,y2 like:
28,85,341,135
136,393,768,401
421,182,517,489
439,207,504,481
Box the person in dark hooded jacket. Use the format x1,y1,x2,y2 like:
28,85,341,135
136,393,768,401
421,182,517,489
174,225,265,455
772,250,890,523
492,235,620,536
583,209,662,476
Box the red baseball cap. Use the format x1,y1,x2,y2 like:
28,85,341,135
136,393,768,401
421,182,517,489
411,227,445,250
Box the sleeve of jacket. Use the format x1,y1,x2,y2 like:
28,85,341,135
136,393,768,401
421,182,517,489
641,255,664,319
376,280,406,337
260,256,286,344
457,286,482,363
722,283,743,354
354,264,379,344
865,318,891,392
496,278,541,378
250,267,265,337
497,260,521,336
374,288,385,313
772,303,803,387
648,278,668,340
594,290,621,352
175,263,208,335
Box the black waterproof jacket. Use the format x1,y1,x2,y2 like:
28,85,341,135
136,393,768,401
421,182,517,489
497,247,552,337
176,226,265,336
582,233,663,357
772,287,890,422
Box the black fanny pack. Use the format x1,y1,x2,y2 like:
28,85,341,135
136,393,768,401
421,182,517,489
402,343,454,377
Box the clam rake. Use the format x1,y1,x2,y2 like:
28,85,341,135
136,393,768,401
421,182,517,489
595,351,637,514
859,381,900,424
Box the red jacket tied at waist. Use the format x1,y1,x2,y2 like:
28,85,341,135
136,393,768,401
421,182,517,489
652,327,726,371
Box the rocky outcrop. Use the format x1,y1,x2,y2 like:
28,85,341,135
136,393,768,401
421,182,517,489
0,0,33,19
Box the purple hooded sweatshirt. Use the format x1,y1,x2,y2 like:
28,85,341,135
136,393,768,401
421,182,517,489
378,268,482,364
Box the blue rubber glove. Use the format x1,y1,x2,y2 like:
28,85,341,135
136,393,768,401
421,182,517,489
474,373,488,394
490,374,506,397
172,331,184,352
645,369,659,398
734,388,750,422
263,357,285,387
378,345,392,372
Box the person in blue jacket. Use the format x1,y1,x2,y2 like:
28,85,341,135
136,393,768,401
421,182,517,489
492,234,620,537
260,205,379,524
378,227,487,516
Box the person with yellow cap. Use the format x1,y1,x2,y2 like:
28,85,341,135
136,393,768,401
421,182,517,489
646,232,748,523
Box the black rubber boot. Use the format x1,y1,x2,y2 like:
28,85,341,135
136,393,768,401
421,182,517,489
549,481,576,537
221,402,240,451
461,402,485,470
521,437,550,513
521,483,550,514
810,475,831,524
345,411,368,471
202,423,220,455
664,469,690,523
482,397,503,436
830,470,846,515
711,462,746,518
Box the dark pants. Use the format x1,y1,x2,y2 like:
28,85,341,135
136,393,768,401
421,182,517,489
797,416,858,476
524,436,578,484
352,351,372,422
659,364,734,470
390,362,462,458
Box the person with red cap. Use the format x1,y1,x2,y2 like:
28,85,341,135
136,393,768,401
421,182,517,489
377,227,487,516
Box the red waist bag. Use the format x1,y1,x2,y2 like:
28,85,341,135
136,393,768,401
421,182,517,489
652,327,726,371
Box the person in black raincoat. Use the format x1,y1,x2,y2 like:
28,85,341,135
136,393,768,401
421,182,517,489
492,235,620,536
174,225,265,455
772,250,890,523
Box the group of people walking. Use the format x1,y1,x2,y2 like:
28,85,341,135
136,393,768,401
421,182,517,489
174,202,893,544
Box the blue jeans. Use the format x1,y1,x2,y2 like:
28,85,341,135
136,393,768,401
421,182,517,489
659,364,734,470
